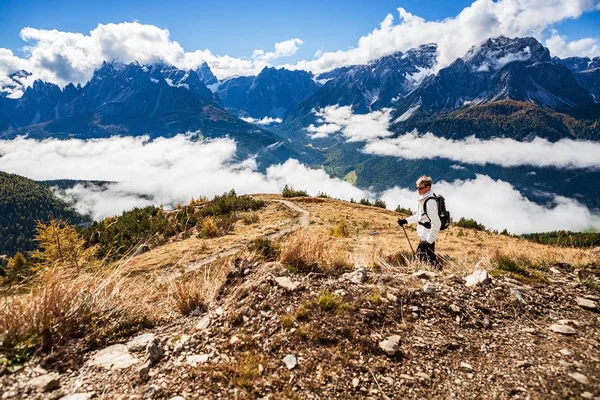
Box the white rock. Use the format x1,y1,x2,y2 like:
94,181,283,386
581,392,593,399
30,373,60,392
283,354,297,370
1,391,18,399
127,333,156,352
460,362,473,371
342,268,368,284
559,348,572,356
195,315,212,330
229,336,240,345
414,372,431,381
549,324,577,335
170,397,186,400
275,276,300,291
422,282,436,295
214,307,224,316
568,372,589,385
59,393,95,400
576,297,598,311
90,344,139,369
412,270,437,280
186,354,210,367
386,293,398,302
465,270,491,287
379,335,401,356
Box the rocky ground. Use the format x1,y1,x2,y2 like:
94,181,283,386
2,256,599,400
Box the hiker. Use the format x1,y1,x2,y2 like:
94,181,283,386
397,176,441,267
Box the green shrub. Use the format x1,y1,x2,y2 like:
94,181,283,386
282,185,308,198
454,217,487,231
373,199,386,209
395,205,413,215
489,253,547,284
520,231,600,248
359,198,372,206
317,192,330,198
247,237,280,261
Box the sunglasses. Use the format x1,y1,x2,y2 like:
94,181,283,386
416,186,427,190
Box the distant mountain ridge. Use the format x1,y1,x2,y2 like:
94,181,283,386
217,67,319,119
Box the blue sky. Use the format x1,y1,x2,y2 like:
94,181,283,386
1,0,598,64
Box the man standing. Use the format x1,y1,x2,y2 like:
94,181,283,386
397,176,441,268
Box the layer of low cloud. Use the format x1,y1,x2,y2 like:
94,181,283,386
240,116,283,125
381,175,600,234
1,0,599,95
0,135,364,220
0,135,598,233
310,106,600,169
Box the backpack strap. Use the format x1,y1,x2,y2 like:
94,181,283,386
419,195,436,229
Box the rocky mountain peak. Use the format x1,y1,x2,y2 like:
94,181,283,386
462,36,550,72
195,61,219,86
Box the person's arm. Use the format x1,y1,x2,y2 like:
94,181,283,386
424,199,441,243
406,211,419,224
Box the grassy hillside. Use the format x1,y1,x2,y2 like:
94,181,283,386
0,171,90,257
1,195,598,398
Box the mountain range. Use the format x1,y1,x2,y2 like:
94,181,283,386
1,36,599,209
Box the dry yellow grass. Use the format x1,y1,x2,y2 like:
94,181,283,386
278,196,594,274
279,230,351,273
125,201,297,276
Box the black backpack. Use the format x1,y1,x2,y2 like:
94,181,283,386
422,194,451,231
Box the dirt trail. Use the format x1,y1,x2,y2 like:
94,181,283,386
181,199,309,275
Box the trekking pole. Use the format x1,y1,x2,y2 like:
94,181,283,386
401,225,416,256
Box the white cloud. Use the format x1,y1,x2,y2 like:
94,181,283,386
545,29,600,58
306,123,341,139
0,22,304,90
311,105,393,142
364,133,600,169
0,135,598,232
310,106,600,169
284,0,600,74
252,38,303,64
0,135,364,219
381,175,600,234
240,116,283,125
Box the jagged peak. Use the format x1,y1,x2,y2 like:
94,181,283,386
462,36,550,71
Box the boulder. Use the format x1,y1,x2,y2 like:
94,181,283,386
90,344,139,369
274,276,300,291
127,333,156,352
283,354,297,370
465,270,491,287
379,335,401,356
549,324,577,335
30,373,60,392
576,297,598,312
342,268,368,284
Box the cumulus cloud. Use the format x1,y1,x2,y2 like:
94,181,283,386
0,22,304,89
2,0,598,94
285,0,600,74
381,175,600,234
240,116,283,125
0,135,363,219
310,106,600,169
309,105,393,142
545,30,600,58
